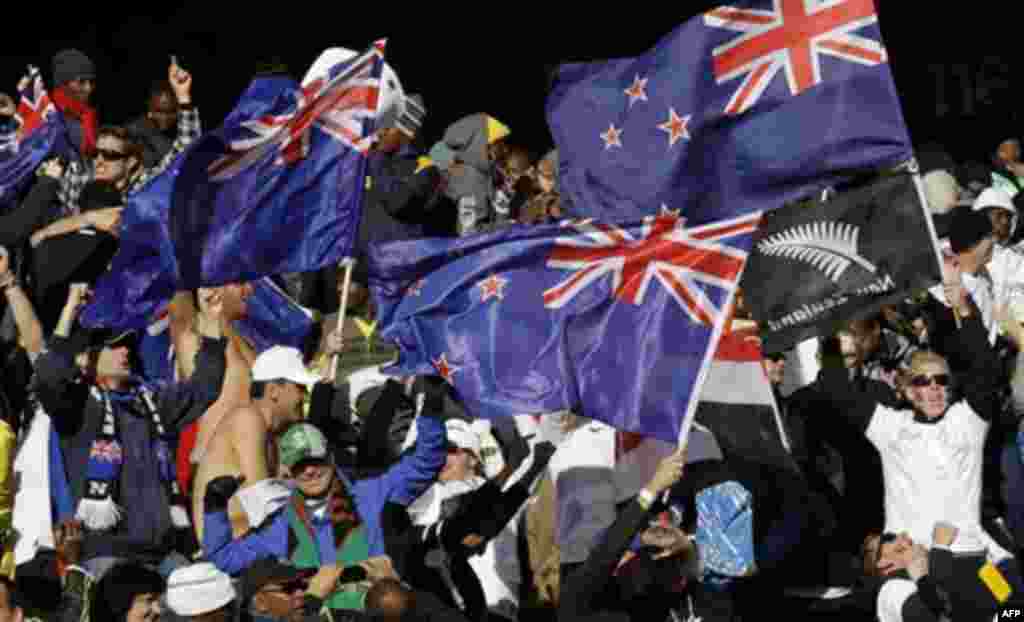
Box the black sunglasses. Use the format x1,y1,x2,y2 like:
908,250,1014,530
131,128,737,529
95,148,128,162
909,373,951,388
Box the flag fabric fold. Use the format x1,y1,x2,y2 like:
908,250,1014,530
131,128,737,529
740,173,942,353
170,42,385,288
82,43,385,331
368,210,760,444
0,67,75,211
547,0,912,223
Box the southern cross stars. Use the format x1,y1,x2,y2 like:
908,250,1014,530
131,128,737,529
624,75,649,107
432,353,461,384
658,108,691,148
601,124,624,150
478,274,509,302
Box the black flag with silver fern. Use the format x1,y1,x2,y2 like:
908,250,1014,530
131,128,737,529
741,173,942,353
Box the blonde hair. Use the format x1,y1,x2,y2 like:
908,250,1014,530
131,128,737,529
897,350,950,392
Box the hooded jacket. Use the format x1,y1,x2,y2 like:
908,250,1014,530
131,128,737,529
432,114,510,234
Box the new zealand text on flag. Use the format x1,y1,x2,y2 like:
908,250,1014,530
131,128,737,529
0,66,75,211
547,0,913,223
740,173,942,353
368,209,761,444
170,42,386,288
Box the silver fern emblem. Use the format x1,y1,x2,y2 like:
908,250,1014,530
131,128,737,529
758,221,877,283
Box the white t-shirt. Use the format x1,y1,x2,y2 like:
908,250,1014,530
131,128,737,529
867,400,1005,555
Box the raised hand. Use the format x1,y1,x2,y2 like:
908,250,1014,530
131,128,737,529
169,61,193,105
646,446,686,495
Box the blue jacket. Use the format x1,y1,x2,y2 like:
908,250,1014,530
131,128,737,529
204,412,445,574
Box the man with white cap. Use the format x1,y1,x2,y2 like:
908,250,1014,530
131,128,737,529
193,346,320,541
165,562,236,622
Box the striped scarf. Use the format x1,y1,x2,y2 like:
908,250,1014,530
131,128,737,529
77,383,190,531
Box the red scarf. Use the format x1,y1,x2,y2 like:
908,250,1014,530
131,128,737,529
51,86,98,157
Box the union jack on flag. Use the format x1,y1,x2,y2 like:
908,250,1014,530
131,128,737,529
544,211,761,326
706,0,886,115
209,41,385,181
15,66,56,141
546,0,911,225
368,210,762,444
90,440,124,464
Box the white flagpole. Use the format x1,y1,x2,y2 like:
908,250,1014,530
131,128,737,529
676,213,762,451
904,159,962,330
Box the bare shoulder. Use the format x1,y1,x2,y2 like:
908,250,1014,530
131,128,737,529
229,404,268,436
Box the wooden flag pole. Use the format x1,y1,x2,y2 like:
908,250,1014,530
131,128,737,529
329,258,356,381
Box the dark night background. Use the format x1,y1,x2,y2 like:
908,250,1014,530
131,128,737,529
1,4,1018,164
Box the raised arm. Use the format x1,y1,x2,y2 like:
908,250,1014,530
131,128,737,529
559,447,685,621
202,475,288,575
378,377,448,506
0,249,43,358
35,286,91,436
814,336,891,435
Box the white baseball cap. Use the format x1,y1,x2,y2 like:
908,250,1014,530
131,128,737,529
252,346,320,386
445,419,482,460
165,563,236,617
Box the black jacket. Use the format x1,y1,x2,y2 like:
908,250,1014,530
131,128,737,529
34,334,226,560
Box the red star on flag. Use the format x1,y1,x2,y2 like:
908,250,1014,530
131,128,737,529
478,274,509,302
657,108,691,148
600,124,624,150
432,353,461,385
624,75,649,107
406,279,426,297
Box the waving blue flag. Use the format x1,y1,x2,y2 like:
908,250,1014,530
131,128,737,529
80,152,184,330
234,277,317,354
133,277,317,383
170,42,385,288
82,43,386,332
369,211,761,444
547,0,912,223
0,67,75,211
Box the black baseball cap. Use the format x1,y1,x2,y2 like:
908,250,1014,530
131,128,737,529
239,558,315,604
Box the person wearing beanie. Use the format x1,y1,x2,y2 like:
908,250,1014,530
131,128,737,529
49,49,98,157
54,57,202,216
88,562,165,622
165,563,237,622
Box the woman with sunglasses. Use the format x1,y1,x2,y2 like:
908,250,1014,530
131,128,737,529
816,269,1012,571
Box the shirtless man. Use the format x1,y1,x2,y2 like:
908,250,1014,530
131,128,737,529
192,345,319,540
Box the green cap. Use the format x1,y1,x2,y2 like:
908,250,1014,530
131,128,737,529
278,423,330,469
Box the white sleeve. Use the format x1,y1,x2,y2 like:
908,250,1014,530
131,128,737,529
866,403,897,447
877,579,919,622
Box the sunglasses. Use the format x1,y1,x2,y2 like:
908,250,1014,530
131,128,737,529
95,148,128,162
909,373,951,388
